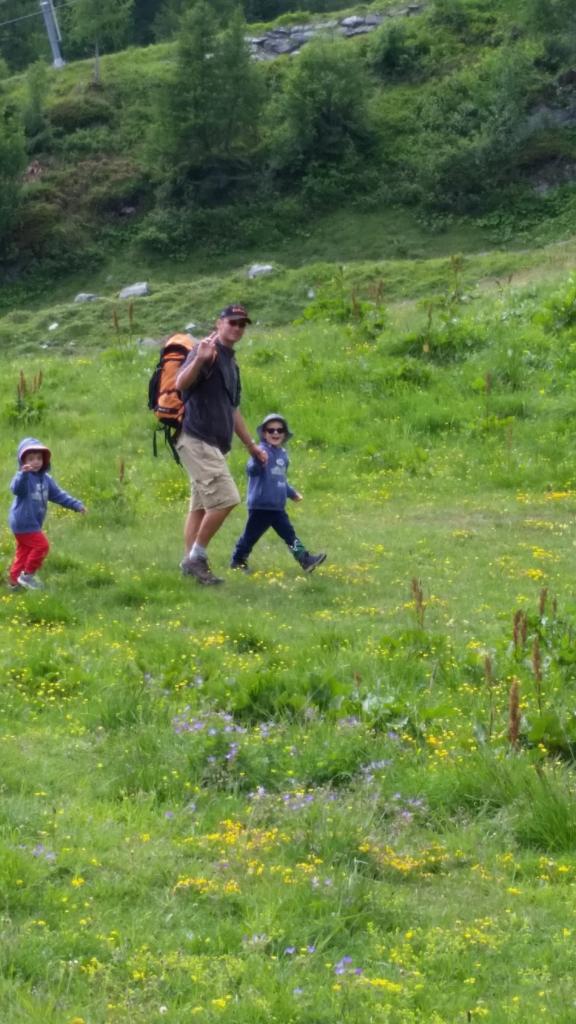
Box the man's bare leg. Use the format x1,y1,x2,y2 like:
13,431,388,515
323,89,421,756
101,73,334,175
184,508,204,553
185,506,236,554
182,505,237,584
196,505,236,548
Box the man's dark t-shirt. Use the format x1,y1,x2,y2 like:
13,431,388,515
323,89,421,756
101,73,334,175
180,341,241,454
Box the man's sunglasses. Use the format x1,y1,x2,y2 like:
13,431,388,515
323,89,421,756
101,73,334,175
265,427,285,435
228,319,248,328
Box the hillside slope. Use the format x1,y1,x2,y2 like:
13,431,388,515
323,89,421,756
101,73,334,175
1,0,576,288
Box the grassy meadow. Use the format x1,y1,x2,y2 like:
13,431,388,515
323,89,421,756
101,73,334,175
2,246,576,1022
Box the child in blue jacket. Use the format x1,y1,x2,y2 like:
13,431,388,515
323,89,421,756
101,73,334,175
8,437,86,590
230,413,326,574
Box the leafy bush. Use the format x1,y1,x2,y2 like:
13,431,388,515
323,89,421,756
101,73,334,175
536,276,576,334
48,92,116,131
367,21,431,82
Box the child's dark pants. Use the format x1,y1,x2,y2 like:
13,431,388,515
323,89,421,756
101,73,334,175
232,509,299,563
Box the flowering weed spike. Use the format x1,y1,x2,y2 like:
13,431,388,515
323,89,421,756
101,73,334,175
508,678,521,750
513,610,527,653
532,637,543,714
484,654,495,739
411,577,426,629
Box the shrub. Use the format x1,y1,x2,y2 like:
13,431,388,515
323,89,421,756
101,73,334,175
48,92,116,132
367,21,431,82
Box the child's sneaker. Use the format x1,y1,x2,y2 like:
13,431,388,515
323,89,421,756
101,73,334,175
17,572,44,590
7,580,21,592
230,559,250,573
298,552,326,573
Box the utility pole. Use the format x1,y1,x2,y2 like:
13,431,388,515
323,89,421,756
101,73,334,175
40,0,65,68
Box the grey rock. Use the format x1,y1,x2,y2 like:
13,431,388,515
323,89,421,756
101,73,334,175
119,282,150,299
248,263,274,279
290,29,317,45
74,292,100,303
267,38,299,54
340,15,365,27
342,24,374,35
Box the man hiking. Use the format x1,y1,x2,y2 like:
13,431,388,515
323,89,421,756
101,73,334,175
175,304,266,585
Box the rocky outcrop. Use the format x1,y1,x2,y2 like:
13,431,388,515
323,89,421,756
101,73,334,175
247,4,425,60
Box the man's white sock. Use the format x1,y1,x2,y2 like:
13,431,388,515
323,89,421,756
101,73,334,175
190,542,207,559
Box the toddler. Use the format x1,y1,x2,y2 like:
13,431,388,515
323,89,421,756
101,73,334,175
230,413,325,574
8,437,85,590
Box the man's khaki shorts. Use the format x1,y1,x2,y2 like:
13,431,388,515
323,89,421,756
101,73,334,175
176,433,240,512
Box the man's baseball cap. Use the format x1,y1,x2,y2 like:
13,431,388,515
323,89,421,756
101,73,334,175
219,304,252,324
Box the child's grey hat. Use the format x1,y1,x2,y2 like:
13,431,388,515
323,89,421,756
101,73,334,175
257,413,293,440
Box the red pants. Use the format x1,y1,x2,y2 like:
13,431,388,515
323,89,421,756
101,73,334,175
10,531,50,583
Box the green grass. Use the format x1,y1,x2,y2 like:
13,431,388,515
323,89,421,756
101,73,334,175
2,249,576,1021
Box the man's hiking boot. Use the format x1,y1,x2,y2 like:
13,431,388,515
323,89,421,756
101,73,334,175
17,572,44,590
180,555,223,585
230,559,250,573
298,552,327,574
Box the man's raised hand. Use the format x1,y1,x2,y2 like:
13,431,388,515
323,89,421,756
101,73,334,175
196,331,218,365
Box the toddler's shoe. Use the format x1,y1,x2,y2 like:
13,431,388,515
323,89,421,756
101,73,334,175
230,559,250,573
17,572,44,590
298,552,326,573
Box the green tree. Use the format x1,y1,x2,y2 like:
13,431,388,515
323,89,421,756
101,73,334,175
268,38,376,200
154,3,262,200
154,0,236,40
367,21,430,82
0,104,26,256
70,0,134,83
520,0,576,33
133,0,164,43
23,61,49,141
0,1,47,72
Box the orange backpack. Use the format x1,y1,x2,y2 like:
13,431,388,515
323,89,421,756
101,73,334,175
148,333,196,462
